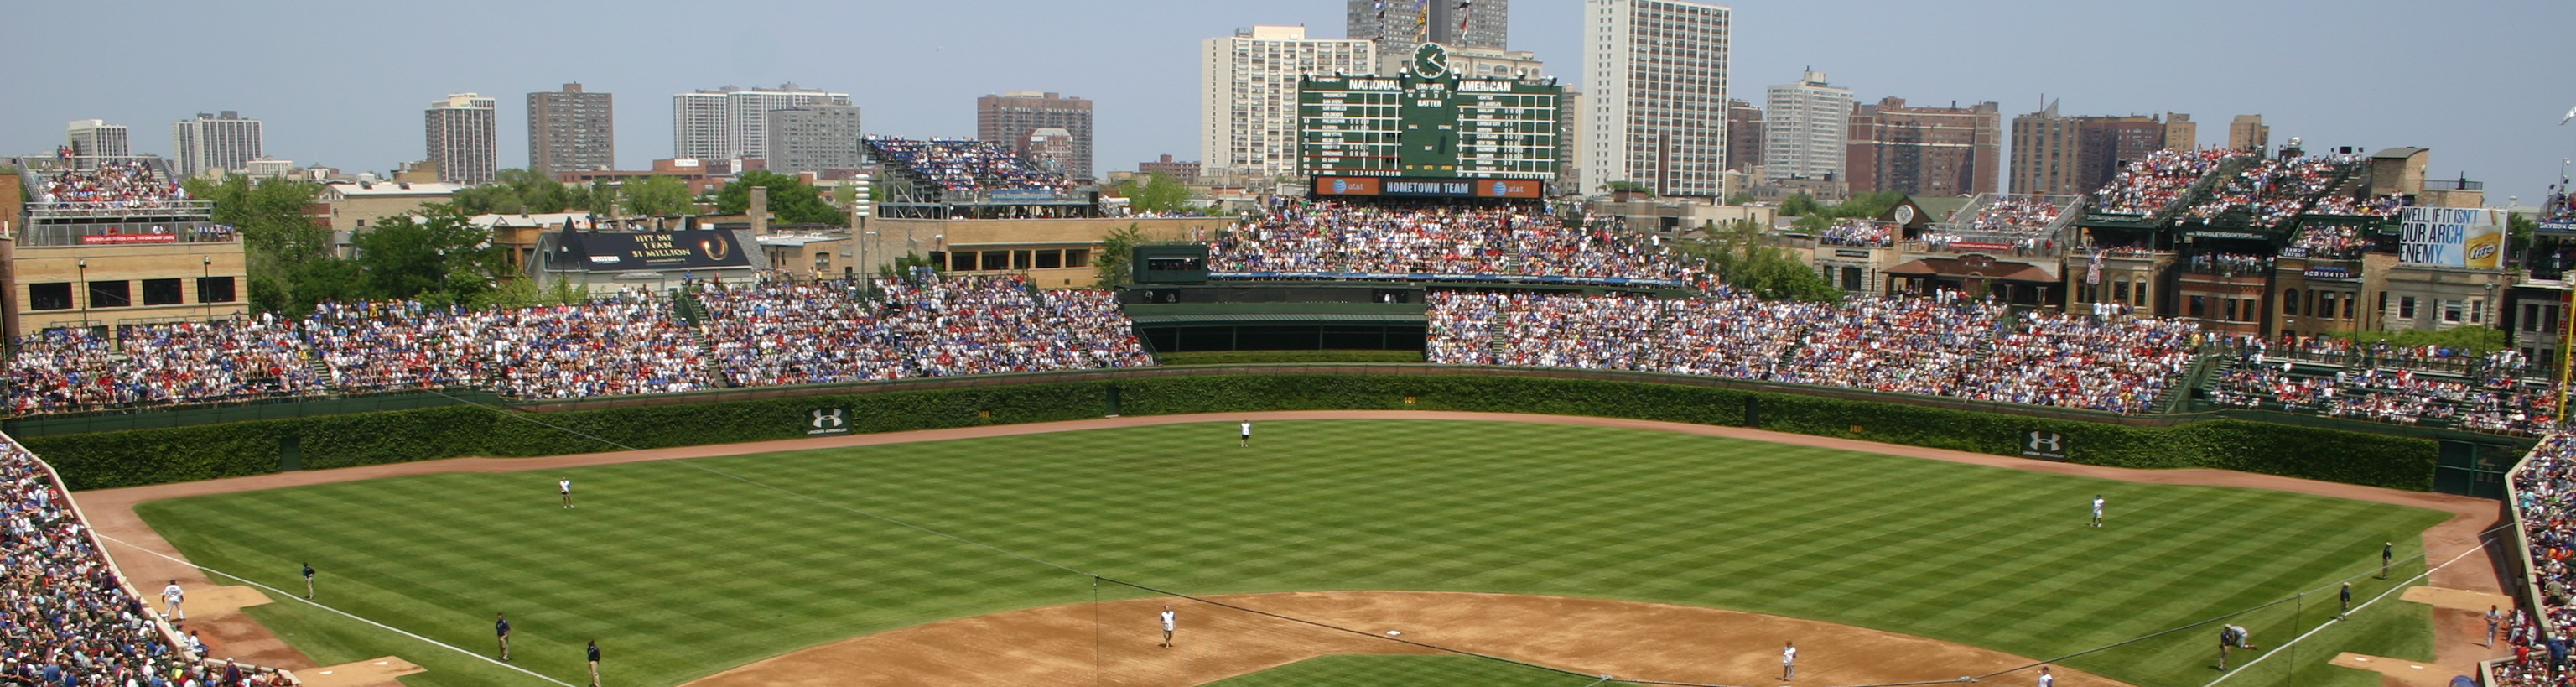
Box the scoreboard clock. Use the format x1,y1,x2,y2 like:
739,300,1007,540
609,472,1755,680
1300,43,1561,181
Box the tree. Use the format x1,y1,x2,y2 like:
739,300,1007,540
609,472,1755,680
449,169,584,216
620,176,692,217
184,175,329,314
715,171,842,225
1779,193,1820,216
876,252,940,279
1111,173,1195,214
2340,325,2511,354
351,203,512,304
1681,219,1838,302
1094,223,1148,288
1724,192,1755,206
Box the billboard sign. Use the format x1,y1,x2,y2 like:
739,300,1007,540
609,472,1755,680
82,232,179,245
2020,431,2070,461
564,228,751,271
2398,207,2504,268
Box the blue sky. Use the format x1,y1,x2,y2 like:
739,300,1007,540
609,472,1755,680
6,0,2571,203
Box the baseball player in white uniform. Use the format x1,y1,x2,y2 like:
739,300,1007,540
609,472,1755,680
162,580,185,622
2090,494,2105,528
1239,421,1252,448
2037,665,2054,687
1781,641,1796,680
561,478,574,508
1160,605,1177,647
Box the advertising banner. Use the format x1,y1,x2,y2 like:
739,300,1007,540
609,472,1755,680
565,228,750,271
2398,207,2503,268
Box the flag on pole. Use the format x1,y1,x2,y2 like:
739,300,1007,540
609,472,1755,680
2085,249,2103,286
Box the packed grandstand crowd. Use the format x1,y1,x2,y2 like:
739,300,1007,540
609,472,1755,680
2307,193,2409,217
34,160,191,209
864,136,1074,192
2206,337,2553,435
2286,223,2369,259
3,276,1154,414
0,440,290,686
2501,434,2576,687
1207,200,1709,284
1815,218,1897,247
2184,155,2358,227
1956,195,2068,233
2092,148,2247,216
1426,290,2196,414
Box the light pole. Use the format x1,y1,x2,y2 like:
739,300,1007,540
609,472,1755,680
200,255,211,321
75,258,88,330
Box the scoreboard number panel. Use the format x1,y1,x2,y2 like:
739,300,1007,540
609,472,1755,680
1301,43,1560,181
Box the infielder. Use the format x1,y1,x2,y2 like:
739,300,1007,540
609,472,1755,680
1161,605,1177,648
2217,624,2255,669
1781,641,1797,681
560,478,574,509
2488,606,2504,648
2381,542,2393,579
1239,420,1252,448
161,580,184,622
2037,665,2053,687
2090,494,2104,528
496,612,512,661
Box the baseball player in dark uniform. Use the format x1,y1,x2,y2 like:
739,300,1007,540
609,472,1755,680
496,612,512,661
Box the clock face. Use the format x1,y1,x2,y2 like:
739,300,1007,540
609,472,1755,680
1893,204,1916,224
1413,43,1450,78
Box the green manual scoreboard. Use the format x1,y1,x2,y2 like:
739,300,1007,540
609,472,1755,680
1300,43,1561,180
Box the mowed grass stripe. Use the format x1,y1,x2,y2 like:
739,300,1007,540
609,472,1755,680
134,419,2446,687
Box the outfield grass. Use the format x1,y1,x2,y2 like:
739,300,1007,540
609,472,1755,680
136,420,2449,687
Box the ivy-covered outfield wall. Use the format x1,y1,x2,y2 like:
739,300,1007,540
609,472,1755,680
22,373,2443,492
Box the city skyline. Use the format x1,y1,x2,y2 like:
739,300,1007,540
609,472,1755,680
3,0,2570,202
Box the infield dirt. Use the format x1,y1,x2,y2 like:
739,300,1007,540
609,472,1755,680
73,410,2514,685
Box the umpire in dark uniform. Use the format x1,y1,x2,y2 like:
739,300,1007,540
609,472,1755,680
587,640,601,686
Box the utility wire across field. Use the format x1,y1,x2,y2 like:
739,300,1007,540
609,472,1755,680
216,389,2501,687
94,533,579,687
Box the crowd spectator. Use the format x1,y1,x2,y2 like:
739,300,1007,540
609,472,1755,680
2308,193,2409,217
2184,155,2360,227
864,136,1072,192
1817,219,1895,247
1208,200,1707,284
695,273,1153,387
2499,435,2576,686
5,319,322,414
304,300,492,393
35,161,190,210
0,439,292,686
2093,149,2246,216
1427,290,2198,414
1959,195,2068,234
2208,337,2551,435
2287,224,2367,259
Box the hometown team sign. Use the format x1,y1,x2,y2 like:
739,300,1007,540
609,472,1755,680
806,409,851,436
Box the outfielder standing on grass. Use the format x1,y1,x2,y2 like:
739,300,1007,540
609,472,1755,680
303,562,315,600
587,640,601,687
1239,420,1252,448
496,612,512,661
1161,605,1177,648
2090,494,2105,528
560,478,574,509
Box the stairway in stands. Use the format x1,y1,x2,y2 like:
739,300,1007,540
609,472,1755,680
667,289,730,387
1485,310,1511,362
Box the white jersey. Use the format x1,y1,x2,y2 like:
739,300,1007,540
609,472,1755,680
1239,423,1252,436
1161,610,1176,631
2038,673,2054,687
560,479,572,495
163,584,183,603
2091,497,2104,514
1783,646,1796,664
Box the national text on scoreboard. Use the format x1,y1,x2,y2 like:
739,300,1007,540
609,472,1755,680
1298,43,1561,181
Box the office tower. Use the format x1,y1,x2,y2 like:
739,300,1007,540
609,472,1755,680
1581,0,1732,196
1348,0,1509,56
2163,112,2195,153
424,93,497,185
65,120,131,164
2008,101,2191,195
978,91,1094,180
171,112,263,178
764,104,866,175
528,83,615,174
1762,70,1853,184
1845,97,2001,196
1201,25,1375,180
1724,99,1763,173
2230,114,2270,152
672,83,852,161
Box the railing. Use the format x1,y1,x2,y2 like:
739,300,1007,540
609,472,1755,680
24,200,215,219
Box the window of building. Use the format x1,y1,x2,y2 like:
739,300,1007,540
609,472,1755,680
1036,250,1063,269
1065,249,1091,268
980,251,1010,271
950,252,978,272
2188,295,2205,318
2283,289,2298,315
198,277,236,304
2113,280,2129,304
142,278,183,306
1013,250,1034,270
2223,298,2239,321
28,283,71,310
812,252,831,273
1841,266,1862,291
2398,295,2416,320
88,281,131,308
2527,303,2545,332
2443,299,2464,323
2470,299,2484,324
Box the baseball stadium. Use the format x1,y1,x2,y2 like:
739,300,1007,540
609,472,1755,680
8,50,2576,687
